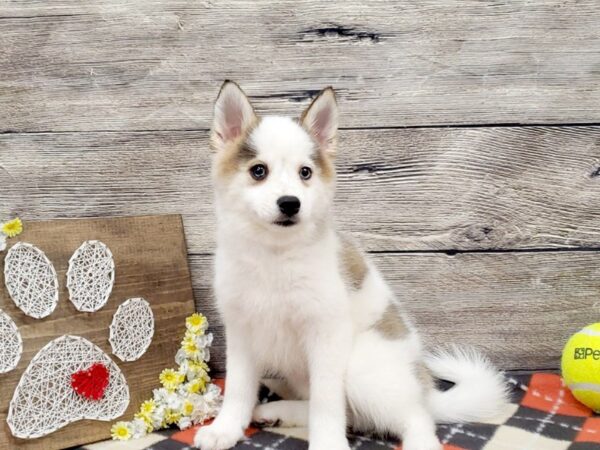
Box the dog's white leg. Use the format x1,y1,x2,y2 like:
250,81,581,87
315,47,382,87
194,327,260,450
346,332,441,450
400,405,441,450
253,400,309,427
306,321,352,450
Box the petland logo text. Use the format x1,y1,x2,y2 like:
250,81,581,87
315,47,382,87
574,348,600,360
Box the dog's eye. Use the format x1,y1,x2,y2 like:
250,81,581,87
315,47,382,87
250,164,268,181
300,166,312,180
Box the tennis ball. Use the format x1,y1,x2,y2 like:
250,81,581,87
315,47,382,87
562,323,600,412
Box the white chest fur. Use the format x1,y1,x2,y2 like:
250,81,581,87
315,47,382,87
214,230,347,379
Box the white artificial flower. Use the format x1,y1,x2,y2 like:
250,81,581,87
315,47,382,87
175,348,187,366
186,394,206,423
195,334,213,348
178,359,190,375
165,391,183,410
178,364,200,385
204,383,222,401
176,383,187,397
178,362,187,373
151,405,166,428
130,418,148,439
153,387,170,404
192,392,205,401
189,388,223,424
178,416,192,430
0,234,6,252
191,400,214,424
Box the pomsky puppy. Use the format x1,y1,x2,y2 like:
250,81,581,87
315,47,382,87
194,81,509,450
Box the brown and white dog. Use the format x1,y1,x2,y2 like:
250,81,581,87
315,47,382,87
194,81,509,450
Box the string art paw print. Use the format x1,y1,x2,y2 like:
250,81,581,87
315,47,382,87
0,309,22,373
4,242,59,319
67,241,115,312
1,239,155,439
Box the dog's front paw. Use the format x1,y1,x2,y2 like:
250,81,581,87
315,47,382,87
193,421,244,450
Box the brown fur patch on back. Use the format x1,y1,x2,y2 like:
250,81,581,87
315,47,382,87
373,302,409,340
339,235,368,290
212,118,259,179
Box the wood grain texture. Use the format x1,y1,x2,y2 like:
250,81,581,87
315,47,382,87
1,0,599,132
2,127,599,252
0,215,196,450
190,249,600,373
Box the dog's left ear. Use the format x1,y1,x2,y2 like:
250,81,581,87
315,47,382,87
300,87,338,156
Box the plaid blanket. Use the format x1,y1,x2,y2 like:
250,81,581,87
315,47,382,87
76,373,600,450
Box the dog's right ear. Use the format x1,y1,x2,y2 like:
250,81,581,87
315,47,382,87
212,81,257,149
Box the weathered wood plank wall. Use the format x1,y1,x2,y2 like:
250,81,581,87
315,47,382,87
1,0,599,372
1,1,600,130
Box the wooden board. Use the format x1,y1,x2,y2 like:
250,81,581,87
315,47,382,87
1,126,599,253
189,250,600,373
0,215,196,450
1,0,599,132
1,0,599,382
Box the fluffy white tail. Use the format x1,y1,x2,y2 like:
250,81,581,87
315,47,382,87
424,345,511,423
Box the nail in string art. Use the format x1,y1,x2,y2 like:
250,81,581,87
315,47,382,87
7,335,130,439
0,309,22,373
67,240,115,312
4,242,59,319
109,298,155,362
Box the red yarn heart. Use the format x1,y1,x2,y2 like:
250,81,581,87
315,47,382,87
70,363,110,401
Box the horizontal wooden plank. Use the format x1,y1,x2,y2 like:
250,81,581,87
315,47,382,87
191,250,600,374
1,127,599,252
1,0,599,131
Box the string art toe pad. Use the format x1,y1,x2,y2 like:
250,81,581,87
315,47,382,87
109,297,155,362
4,242,59,319
67,241,115,312
0,309,22,373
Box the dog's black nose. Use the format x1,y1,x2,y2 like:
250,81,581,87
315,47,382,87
277,196,301,217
